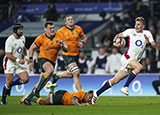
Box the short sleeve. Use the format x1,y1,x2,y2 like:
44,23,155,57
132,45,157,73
122,29,131,37
34,36,42,47
79,26,84,37
5,38,12,53
22,36,26,44
147,31,154,43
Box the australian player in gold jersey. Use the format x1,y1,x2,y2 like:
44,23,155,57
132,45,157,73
54,15,87,90
20,83,93,106
23,21,68,105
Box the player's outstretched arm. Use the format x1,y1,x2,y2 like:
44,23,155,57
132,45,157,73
72,96,81,106
29,43,38,71
144,34,157,49
72,97,90,106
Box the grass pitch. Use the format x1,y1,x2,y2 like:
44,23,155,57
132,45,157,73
0,96,160,115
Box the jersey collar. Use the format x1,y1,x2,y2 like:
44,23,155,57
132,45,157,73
45,33,55,41
66,25,75,31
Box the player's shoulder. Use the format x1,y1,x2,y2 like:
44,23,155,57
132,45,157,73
6,34,14,42
57,26,66,32
125,28,134,32
55,31,62,37
143,30,151,34
20,35,25,40
75,25,82,29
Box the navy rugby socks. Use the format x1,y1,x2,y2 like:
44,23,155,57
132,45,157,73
124,71,136,87
97,81,111,96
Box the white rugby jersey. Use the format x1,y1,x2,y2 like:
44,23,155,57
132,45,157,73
122,29,154,61
4,34,25,61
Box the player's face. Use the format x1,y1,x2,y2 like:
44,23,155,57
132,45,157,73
17,28,23,36
65,16,74,27
135,21,144,33
45,24,55,37
85,93,93,103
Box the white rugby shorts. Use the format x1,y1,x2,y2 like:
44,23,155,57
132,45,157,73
3,58,27,74
120,55,134,73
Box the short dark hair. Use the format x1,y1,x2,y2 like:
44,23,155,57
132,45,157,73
44,21,54,28
88,90,93,94
135,16,145,25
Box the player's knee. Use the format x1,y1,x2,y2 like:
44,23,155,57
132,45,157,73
138,64,143,71
46,68,54,75
7,78,13,84
23,79,29,84
20,78,28,84
134,64,143,73
73,69,80,76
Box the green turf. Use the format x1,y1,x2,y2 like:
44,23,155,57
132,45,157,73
0,96,160,115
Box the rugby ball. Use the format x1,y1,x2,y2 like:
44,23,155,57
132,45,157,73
116,37,126,47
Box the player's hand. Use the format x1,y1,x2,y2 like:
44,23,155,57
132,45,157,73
25,58,30,64
19,59,25,64
113,42,122,48
144,34,149,44
80,103,91,106
29,62,34,71
77,42,84,48
56,40,64,47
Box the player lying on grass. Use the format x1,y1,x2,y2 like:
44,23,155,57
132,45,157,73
20,83,93,106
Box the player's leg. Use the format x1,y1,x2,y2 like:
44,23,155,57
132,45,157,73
52,55,79,84
13,71,29,86
35,61,54,92
92,70,128,104
1,74,14,104
52,71,72,83
65,55,81,90
30,83,57,105
26,60,54,101
98,70,128,96
122,59,143,88
67,62,81,90
152,80,160,96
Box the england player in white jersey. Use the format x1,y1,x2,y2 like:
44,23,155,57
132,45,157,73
91,17,157,104
0,23,29,105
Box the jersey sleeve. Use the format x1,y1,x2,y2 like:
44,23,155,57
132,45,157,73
23,36,26,44
34,36,42,47
122,29,131,37
5,38,13,53
147,31,154,43
79,26,85,37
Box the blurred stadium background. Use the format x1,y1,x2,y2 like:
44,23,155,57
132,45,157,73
0,0,160,97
